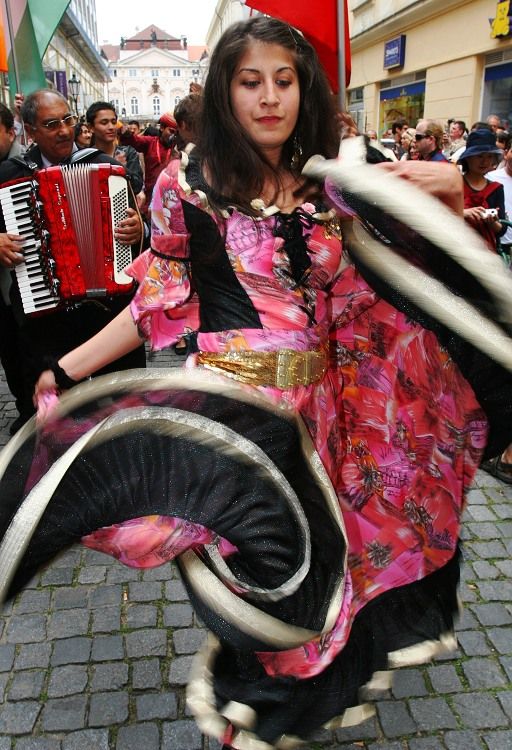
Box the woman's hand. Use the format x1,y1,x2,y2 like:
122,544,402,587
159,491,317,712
33,369,58,404
0,233,24,267
377,161,464,215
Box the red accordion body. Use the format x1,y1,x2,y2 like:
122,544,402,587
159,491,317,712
0,163,134,316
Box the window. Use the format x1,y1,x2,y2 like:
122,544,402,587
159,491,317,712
192,69,199,77
111,98,120,111
130,97,139,115
151,69,159,78
152,96,161,116
109,68,117,78
172,69,181,77
129,69,137,77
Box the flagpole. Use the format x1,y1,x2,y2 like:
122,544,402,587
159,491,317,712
4,0,20,95
337,0,346,111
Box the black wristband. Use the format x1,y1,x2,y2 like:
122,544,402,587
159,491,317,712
41,356,78,390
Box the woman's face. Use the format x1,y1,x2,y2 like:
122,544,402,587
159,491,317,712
229,40,300,166
76,125,91,147
466,153,498,176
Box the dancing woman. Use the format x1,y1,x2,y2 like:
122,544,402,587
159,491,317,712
1,17,511,750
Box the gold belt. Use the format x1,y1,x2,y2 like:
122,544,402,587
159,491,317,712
197,348,328,389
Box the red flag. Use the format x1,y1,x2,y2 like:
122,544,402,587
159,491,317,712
245,0,351,93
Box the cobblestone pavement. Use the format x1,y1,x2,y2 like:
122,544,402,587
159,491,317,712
0,351,510,749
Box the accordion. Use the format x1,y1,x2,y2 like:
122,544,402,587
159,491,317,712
0,163,135,316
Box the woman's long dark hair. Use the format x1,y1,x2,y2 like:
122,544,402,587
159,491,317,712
200,17,339,214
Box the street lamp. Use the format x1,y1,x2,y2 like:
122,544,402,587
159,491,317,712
68,73,81,117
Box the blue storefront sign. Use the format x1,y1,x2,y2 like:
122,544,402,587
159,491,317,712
384,35,406,69
55,71,68,97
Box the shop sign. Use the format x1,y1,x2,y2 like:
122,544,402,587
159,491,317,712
384,35,406,69
55,71,68,97
490,0,512,38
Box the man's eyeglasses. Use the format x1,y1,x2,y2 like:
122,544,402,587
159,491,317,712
415,132,431,141
37,115,77,132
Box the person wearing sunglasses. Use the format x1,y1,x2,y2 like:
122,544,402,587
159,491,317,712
414,119,448,162
0,89,147,434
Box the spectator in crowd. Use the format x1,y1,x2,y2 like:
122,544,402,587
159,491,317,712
486,131,512,256
128,119,141,135
487,113,502,132
443,119,466,159
458,128,506,253
119,112,177,212
0,90,146,433
400,127,418,160
74,121,92,149
0,101,28,433
391,117,408,158
86,101,144,196
415,119,448,162
174,93,203,152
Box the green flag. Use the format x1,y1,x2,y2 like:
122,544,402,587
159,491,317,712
7,0,70,97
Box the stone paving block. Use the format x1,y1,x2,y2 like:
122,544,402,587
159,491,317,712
459,582,478,603
91,606,121,633
375,700,416,736
444,729,485,750
0,700,39,735
457,630,492,656
15,589,51,614
162,603,194,627
467,522,502,539
52,588,89,611
15,642,52,670
128,581,163,602
494,504,512,520
467,505,497,521
499,655,512,680
427,664,463,693
89,585,122,608
47,609,89,640
41,696,88,731
91,634,124,662
90,662,129,691
169,655,194,686
162,719,202,750
82,549,112,566
451,692,508,729
78,566,107,585
471,602,512,627
482,729,512,750
486,626,512,654
125,628,167,658
497,690,512,719
106,566,140,584
0,673,8,703
462,657,508,689
15,739,62,750
125,604,158,629
164,579,188,601
51,637,92,666
136,692,178,720
89,691,129,726
116,723,160,750
478,582,512,601
0,644,14,672
472,561,500,578
367,742,404,750
62,729,109,750
390,668,428,699
173,627,206,655
141,563,175,581
48,665,88,697
467,486,490,503
409,697,458,730
408,738,445,750
40,567,74,587
469,541,508,559
334,716,379,742
8,669,45,700
496,559,512,576
132,658,162,690
455,607,478,630
52,549,82,568
5,613,47,643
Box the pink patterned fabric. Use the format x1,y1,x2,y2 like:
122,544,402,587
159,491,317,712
83,158,486,680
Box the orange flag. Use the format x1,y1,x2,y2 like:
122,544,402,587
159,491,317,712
0,4,8,73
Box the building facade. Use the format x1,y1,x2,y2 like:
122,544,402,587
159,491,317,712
102,26,208,123
348,0,512,134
